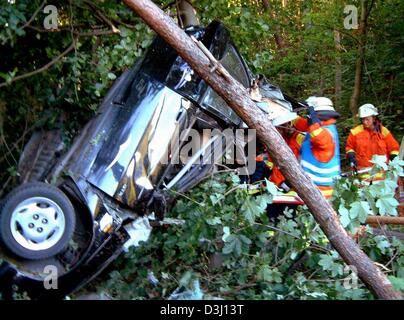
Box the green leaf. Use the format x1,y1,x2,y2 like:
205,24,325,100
349,201,372,223
206,217,222,225
258,265,273,282
338,205,351,227
258,266,282,283
318,254,334,270
239,234,252,245
222,226,230,242
240,197,263,225
222,234,242,256
231,174,240,185
369,155,388,171
375,195,398,216
265,179,278,196
107,72,116,80
374,236,391,254
388,276,404,292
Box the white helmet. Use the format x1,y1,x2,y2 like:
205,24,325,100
314,97,335,112
305,96,318,108
305,96,335,112
358,103,378,118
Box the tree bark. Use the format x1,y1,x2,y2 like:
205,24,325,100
366,216,404,226
334,30,342,107
262,0,288,55
349,0,373,115
122,0,402,300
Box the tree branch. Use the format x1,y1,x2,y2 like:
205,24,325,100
20,0,46,30
0,41,76,88
82,0,121,33
122,0,402,299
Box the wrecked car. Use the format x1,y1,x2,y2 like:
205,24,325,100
0,20,302,299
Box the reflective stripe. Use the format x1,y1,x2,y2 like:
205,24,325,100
321,190,333,198
319,188,334,197
359,172,385,180
296,133,305,146
300,124,340,187
301,160,340,174
304,171,335,183
390,150,399,155
310,128,323,138
351,125,364,136
381,126,390,138
346,150,355,154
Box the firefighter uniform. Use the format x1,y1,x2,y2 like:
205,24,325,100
294,116,340,199
346,124,399,169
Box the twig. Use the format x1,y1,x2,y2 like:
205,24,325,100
20,0,46,30
315,24,360,44
175,0,184,29
0,24,120,89
363,58,381,106
0,176,12,198
167,189,205,207
208,281,257,296
385,250,400,268
0,124,36,164
254,221,331,254
0,41,76,88
82,0,120,34
162,1,176,10
196,168,237,185
0,135,18,166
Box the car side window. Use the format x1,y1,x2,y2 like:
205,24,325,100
201,45,250,124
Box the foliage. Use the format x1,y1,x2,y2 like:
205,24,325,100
82,162,403,299
333,156,404,233
0,0,403,300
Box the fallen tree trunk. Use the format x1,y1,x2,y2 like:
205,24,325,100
366,216,404,226
123,0,402,299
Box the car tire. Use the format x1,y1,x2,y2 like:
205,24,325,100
0,182,76,260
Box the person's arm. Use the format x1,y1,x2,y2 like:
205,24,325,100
345,132,357,168
307,123,335,163
292,116,310,132
345,131,356,155
382,127,400,160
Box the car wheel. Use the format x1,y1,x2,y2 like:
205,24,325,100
0,182,76,260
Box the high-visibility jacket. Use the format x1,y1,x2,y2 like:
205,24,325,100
270,131,305,186
294,117,341,198
345,124,400,169
255,131,305,186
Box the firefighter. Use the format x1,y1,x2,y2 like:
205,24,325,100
269,122,305,191
293,97,341,199
345,103,399,170
250,121,304,188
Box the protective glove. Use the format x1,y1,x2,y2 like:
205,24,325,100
307,105,320,126
347,152,357,170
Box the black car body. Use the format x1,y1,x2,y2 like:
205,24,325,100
0,21,299,299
